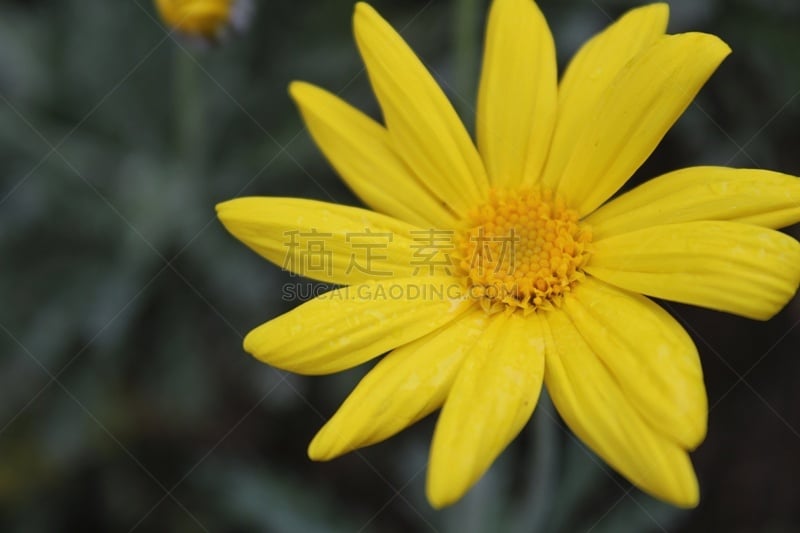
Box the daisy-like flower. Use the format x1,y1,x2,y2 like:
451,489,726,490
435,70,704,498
217,0,800,508
154,0,252,41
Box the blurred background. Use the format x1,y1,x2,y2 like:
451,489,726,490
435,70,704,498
1,0,799,531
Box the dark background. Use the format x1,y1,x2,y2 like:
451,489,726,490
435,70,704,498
1,0,799,531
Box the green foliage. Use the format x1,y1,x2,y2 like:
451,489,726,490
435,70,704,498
1,0,799,531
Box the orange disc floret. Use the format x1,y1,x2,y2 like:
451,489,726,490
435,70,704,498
458,188,592,314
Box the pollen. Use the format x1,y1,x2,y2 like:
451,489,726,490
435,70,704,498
458,188,592,314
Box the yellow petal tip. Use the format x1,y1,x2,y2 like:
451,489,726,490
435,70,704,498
425,480,455,510
215,199,243,232
288,80,323,104
353,2,384,35
680,31,732,60
215,197,260,221
647,456,700,509
624,2,669,23
670,480,700,509
354,2,374,15
307,433,329,462
647,2,670,15
287,80,307,98
425,459,472,509
646,3,670,26
307,423,351,461
215,197,238,214
242,327,263,358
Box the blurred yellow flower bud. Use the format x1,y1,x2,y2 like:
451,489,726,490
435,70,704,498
154,0,252,41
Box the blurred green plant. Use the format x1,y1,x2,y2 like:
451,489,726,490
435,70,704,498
1,0,799,531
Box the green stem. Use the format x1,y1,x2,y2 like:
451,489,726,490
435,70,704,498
513,390,560,533
453,0,481,127
173,47,204,176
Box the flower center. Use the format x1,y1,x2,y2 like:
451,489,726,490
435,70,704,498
457,188,592,314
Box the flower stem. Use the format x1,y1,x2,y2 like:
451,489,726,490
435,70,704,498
173,47,205,175
513,390,560,533
453,0,481,127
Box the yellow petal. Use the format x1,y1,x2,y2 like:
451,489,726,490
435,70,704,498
244,276,473,375
289,82,458,229
217,197,452,285
543,3,669,191
587,221,800,320
427,312,545,508
308,310,488,460
543,306,699,507
552,33,730,216
587,167,800,239
476,0,556,188
563,279,706,449
354,3,488,213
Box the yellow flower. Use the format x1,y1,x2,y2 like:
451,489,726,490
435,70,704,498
154,0,251,40
217,0,800,509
